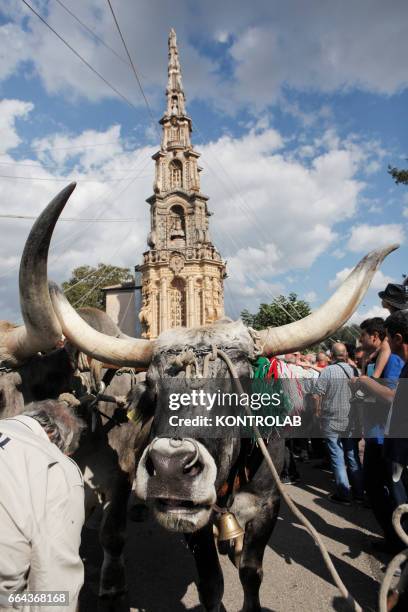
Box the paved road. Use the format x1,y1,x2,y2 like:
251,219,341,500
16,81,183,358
80,461,390,611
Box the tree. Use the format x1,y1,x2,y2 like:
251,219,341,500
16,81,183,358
62,264,133,309
329,324,361,346
241,294,361,351
388,163,408,185
241,293,311,330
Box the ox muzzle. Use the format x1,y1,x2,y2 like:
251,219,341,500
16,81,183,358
135,437,217,532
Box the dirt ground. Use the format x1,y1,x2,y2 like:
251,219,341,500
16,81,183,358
79,460,397,612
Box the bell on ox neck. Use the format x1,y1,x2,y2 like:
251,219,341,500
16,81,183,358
216,511,244,541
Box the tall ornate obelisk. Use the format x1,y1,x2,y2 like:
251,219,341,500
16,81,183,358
136,29,226,339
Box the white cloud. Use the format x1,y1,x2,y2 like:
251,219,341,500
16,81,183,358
0,103,156,322
227,2,408,107
3,0,219,107
304,291,317,303
364,160,381,175
202,127,367,281
0,99,34,152
329,267,352,289
215,30,230,44
347,223,405,252
2,1,408,111
350,305,390,325
330,268,395,291
332,249,346,259
0,98,389,320
0,22,31,81
33,125,124,169
368,270,396,291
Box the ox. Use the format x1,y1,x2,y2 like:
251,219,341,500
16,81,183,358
0,185,152,609
0,182,398,611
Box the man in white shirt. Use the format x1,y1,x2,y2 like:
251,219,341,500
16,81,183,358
0,400,85,612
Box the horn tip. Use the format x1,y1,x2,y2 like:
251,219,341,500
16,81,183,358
362,243,400,267
377,242,399,260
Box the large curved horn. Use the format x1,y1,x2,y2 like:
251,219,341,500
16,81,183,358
49,282,153,367
257,244,399,356
9,179,153,368
1,185,76,365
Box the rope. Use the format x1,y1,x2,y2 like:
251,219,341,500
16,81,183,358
214,347,363,612
379,504,408,611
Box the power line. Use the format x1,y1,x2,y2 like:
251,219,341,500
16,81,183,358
0,155,151,281
0,160,147,172
53,0,130,66
63,265,106,294
105,0,160,138
72,225,135,307
0,173,148,182
119,291,134,327
0,141,126,156
20,0,139,110
0,214,139,221
0,142,131,158
0,141,128,157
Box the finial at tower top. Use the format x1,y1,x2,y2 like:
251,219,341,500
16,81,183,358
166,28,186,116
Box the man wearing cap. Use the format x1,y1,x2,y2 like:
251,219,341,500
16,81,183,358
379,282,408,313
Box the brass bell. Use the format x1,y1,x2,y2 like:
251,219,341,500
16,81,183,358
216,511,244,541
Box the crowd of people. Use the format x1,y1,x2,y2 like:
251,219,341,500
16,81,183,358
281,281,408,558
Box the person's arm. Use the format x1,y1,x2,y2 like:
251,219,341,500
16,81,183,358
372,339,391,378
295,358,310,368
310,369,328,415
357,375,395,403
29,462,85,612
360,352,369,374
296,360,322,373
311,394,322,417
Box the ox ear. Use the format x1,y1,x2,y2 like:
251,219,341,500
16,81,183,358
2,184,76,367
127,375,155,424
257,244,399,356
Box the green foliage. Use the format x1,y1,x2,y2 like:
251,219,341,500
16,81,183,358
241,293,311,330
62,264,133,310
330,324,361,345
241,294,360,351
388,164,408,186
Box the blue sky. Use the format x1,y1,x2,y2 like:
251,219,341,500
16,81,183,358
0,0,407,324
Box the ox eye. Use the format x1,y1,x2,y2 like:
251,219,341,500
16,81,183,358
145,456,156,477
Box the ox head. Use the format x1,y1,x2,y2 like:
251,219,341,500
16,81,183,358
0,184,399,533
134,319,256,531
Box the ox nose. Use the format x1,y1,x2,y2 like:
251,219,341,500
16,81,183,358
147,443,203,480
